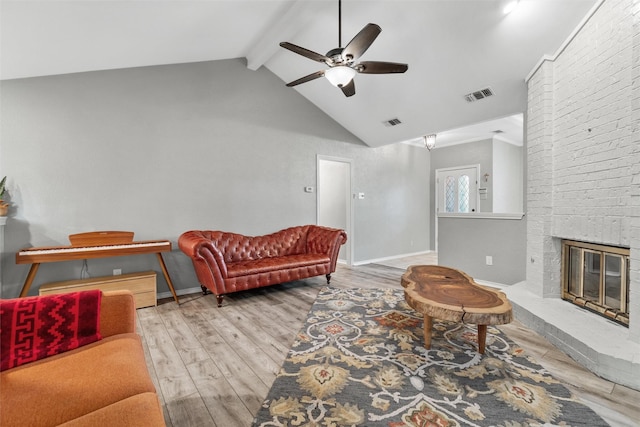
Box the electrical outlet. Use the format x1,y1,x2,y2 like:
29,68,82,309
113,268,122,276
485,256,493,266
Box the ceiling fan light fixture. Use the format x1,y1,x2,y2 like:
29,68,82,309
325,66,356,87
279,0,406,97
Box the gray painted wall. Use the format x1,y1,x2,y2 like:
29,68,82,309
430,138,526,285
438,216,526,285
493,140,523,213
0,58,430,297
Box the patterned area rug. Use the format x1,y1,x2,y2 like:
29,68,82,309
252,287,608,427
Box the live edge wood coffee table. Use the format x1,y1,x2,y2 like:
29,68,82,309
401,265,512,354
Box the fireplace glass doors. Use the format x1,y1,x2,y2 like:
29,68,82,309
562,240,630,326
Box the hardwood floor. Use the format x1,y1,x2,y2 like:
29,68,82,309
137,261,640,427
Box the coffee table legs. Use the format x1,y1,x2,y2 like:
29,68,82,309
423,315,433,349
477,325,487,354
421,316,488,354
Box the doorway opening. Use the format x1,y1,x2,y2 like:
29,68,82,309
317,156,353,265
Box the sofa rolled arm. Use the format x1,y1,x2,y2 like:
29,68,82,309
306,226,348,271
178,231,228,295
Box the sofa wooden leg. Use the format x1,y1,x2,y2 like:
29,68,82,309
201,285,209,295
326,274,331,284
215,295,224,307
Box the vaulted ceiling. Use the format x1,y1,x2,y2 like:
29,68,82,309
0,0,598,147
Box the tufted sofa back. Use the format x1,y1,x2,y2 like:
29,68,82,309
199,225,311,263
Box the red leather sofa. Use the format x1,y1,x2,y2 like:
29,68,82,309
178,225,347,306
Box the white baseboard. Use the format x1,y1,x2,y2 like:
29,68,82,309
157,286,202,300
474,279,509,290
352,250,433,266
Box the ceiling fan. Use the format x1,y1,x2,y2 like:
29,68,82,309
279,0,408,97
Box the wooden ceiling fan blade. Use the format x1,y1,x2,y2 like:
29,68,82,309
357,61,408,74
280,42,332,64
340,79,355,97
286,70,325,87
341,23,381,62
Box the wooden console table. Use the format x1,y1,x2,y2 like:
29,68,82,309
401,265,512,353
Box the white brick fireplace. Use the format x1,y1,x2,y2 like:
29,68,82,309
505,0,640,390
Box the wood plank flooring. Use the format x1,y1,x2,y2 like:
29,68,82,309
137,261,640,427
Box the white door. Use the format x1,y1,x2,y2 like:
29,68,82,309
436,165,479,214
434,165,480,251
317,156,352,265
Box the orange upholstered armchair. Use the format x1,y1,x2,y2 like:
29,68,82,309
0,291,165,427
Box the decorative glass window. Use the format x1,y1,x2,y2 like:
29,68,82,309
445,176,455,213
458,175,469,213
436,165,478,214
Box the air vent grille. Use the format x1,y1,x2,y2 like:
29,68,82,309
383,118,402,127
464,87,494,102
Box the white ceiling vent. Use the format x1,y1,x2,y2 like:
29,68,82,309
464,87,494,102
383,118,402,127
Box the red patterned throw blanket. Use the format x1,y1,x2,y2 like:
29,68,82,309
1,290,102,371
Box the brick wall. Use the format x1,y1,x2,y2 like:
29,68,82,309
630,0,640,342
526,60,557,297
527,0,640,341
